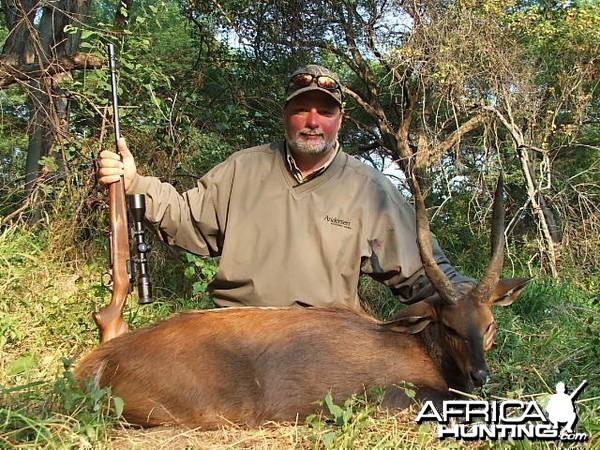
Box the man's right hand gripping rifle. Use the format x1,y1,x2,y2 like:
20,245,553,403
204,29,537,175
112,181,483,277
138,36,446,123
96,136,153,343
97,138,138,192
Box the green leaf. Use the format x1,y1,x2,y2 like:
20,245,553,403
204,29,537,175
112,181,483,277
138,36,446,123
63,24,78,34
322,431,336,448
112,396,125,416
192,281,206,295
81,30,94,40
184,266,195,279
324,393,344,419
8,354,38,375
342,406,353,423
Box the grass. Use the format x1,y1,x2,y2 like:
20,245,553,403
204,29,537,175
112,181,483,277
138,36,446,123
1,220,598,449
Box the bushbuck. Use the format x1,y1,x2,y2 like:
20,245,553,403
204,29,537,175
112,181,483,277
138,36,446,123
76,175,530,428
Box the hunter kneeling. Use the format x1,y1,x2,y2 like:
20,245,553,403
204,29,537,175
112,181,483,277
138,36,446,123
83,158,529,428
82,64,530,427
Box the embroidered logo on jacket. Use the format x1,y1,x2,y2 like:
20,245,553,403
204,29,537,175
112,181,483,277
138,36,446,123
324,215,352,230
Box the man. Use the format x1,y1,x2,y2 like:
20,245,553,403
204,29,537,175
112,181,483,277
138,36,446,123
98,64,473,308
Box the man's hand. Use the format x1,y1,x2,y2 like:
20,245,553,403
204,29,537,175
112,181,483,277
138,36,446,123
97,138,138,192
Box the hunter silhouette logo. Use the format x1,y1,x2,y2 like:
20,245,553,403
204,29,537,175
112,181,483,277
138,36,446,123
416,380,589,442
546,380,587,435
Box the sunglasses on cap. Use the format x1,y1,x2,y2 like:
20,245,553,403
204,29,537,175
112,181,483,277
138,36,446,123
288,73,341,93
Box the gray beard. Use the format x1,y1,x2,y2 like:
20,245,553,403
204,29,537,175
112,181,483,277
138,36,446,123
286,132,337,155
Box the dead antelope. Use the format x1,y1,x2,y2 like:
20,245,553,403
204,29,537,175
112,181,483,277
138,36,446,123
76,175,530,428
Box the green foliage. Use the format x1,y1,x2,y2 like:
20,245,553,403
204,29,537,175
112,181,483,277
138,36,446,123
483,279,599,445
508,0,599,68
183,252,218,308
1,199,599,447
305,385,418,449
1,361,118,447
306,391,382,449
0,313,23,349
0,216,219,447
0,86,29,218
0,0,598,446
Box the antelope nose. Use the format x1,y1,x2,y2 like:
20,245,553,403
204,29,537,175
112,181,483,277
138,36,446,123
471,369,490,387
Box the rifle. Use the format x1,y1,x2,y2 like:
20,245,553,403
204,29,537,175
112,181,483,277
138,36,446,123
569,380,587,400
94,44,153,343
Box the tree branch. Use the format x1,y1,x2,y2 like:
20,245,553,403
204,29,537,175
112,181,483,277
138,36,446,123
0,52,102,89
437,111,489,155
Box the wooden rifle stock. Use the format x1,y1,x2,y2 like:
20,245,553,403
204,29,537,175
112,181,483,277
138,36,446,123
94,179,130,342
94,44,130,343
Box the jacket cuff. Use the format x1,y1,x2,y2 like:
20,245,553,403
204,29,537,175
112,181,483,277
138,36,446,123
127,175,155,195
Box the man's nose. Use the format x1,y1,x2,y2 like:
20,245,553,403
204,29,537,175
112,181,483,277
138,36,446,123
305,109,319,128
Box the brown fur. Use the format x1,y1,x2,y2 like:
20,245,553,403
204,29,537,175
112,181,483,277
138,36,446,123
76,278,530,429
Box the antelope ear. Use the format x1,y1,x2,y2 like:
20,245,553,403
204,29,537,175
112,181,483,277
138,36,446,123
490,277,533,306
381,301,437,334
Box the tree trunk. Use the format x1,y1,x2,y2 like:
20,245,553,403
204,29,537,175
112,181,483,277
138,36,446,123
25,76,71,190
1,0,92,206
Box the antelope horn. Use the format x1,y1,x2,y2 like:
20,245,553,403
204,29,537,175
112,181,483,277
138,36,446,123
411,172,459,305
469,174,505,303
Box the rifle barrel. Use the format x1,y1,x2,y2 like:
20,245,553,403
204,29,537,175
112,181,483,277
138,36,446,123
108,43,121,143
569,380,587,400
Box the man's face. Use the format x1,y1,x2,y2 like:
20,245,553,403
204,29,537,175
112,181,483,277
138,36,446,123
283,91,342,155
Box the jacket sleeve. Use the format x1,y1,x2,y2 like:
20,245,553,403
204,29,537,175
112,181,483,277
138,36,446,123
361,179,475,302
127,160,234,257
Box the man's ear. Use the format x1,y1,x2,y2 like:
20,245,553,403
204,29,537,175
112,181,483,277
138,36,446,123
490,277,533,306
381,301,437,334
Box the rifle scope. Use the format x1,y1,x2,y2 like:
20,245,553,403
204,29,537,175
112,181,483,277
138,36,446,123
129,193,153,304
